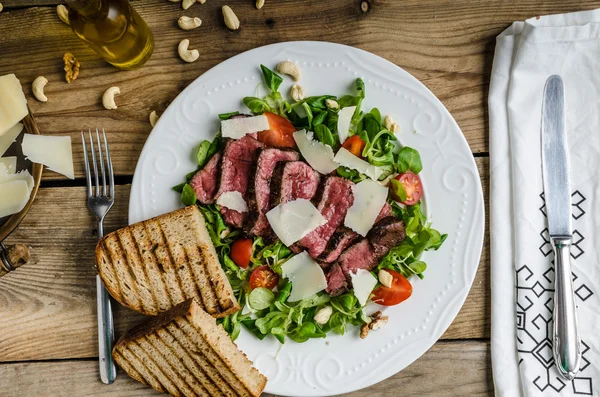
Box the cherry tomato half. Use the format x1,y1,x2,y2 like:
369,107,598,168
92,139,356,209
342,135,366,158
257,112,296,148
249,265,280,290
230,238,252,269
371,269,413,306
391,172,423,205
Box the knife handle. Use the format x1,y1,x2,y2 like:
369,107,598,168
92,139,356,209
552,236,582,380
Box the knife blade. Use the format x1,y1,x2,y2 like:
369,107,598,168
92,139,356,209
541,75,581,380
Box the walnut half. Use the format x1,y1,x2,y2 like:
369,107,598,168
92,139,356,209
63,52,80,83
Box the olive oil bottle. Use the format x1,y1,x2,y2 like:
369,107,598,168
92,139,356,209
66,0,154,70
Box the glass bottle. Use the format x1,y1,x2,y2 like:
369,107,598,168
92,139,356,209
66,0,154,70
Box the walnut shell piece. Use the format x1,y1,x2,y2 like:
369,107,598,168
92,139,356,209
63,52,80,83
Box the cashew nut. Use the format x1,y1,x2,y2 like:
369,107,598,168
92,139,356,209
149,111,159,127
168,0,180,2
290,84,305,102
222,6,240,30
178,16,202,30
198,0,206,4
325,99,339,110
383,115,399,133
57,4,70,25
32,76,48,103
102,86,120,110
313,306,333,325
178,39,199,63
0,3,3,13
369,316,389,331
256,0,265,9
378,269,393,288
182,0,196,9
276,61,301,82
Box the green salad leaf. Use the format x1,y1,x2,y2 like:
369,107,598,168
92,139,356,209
260,64,283,93
218,111,240,120
181,184,197,206
397,146,423,174
243,96,273,114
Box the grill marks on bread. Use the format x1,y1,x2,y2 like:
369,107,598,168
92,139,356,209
113,299,267,397
96,206,239,317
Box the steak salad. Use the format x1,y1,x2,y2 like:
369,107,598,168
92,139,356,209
174,64,446,343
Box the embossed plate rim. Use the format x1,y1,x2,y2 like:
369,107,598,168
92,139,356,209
129,41,484,396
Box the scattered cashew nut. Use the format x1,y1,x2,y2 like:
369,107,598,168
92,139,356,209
276,61,301,82
383,115,399,133
313,306,333,325
178,39,199,63
57,4,70,25
32,76,48,103
378,269,393,288
256,0,265,9
290,84,305,102
182,0,196,9
369,316,389,331
102,86,120,110
222,6,240,30
198,0,206,4
149,111,159,127
178,16,202,30
325,99,339,110
0,3,3,13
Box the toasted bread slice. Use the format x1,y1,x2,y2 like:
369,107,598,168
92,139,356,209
96,206,240,317
113,299,267,397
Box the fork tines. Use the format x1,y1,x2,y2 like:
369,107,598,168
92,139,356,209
82,128,115,199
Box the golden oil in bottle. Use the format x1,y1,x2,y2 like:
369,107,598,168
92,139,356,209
66,0,154,70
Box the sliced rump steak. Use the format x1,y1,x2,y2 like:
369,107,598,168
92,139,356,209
317,202,394,265
189,152,222,204
270,161,321,207
245,148,299,237
368,216,406,257
215,136,265,228
296,176,354,258
325,263,348,296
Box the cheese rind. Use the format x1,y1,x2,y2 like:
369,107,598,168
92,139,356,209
337,106,356,144
21,134,75,179
221,115,270,139
280,252,328,302
345,179,388,236
350,269,378,306
0,123,24,157
266,198,327,246
0,74,28,137
334,147,384,181
216,191,248,213
0,157,17,174
293,129,338,174
0,180,31,218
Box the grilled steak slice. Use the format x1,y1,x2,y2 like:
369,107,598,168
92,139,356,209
270,161,321,207
317,226,360,266
245,148,299,237
215,136,265,228
297,176,354,258
368,216,406,258
189,152,222,205
325,263,348,296
338,238,378,279
317,202,394,264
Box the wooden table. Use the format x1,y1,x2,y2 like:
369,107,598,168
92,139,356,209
0,1,597,395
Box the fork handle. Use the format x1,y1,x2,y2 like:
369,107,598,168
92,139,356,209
96,220,116,384
97,274,117,384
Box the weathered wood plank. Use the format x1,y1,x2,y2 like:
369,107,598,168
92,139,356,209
1,1,596,181
0,159,489,361
0,340,492,397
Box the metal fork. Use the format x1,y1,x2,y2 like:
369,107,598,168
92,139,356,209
82,128,117,385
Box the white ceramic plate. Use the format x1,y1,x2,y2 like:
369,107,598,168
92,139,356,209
129,41,484,396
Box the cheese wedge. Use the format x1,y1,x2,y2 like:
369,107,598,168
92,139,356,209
221,115,270,139
337,106,356,144
0,180,31,218
0,123,24,157
216,191,248,213
350,269,378,306
0,74,28,137
293,129,338,174
22,134,74,179
266,198,326,246
334,147,384,181
0,169,34,191
345,179,388,236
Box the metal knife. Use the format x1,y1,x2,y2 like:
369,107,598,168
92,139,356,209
541,75,582,380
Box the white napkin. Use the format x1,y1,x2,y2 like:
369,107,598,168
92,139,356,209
490,9,600,397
